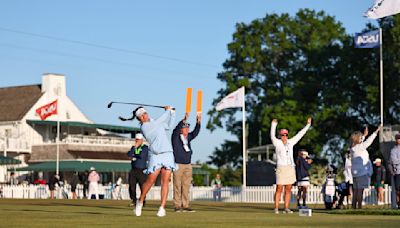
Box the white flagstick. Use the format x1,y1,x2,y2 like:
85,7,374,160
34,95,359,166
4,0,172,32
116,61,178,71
379,28,384,143
56,101,60,176
242,86,246,187
380,28,383,125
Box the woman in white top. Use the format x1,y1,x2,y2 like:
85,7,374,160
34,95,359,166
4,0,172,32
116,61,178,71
344,126,368,206
270,117,312,214
350,124,382,209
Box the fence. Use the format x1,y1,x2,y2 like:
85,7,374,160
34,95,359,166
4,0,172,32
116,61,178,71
0,184,393,205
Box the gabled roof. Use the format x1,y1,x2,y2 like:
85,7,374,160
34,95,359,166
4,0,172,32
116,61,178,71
0,84,42,121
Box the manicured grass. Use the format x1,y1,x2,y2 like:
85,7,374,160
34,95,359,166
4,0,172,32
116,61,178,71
0,199,399,227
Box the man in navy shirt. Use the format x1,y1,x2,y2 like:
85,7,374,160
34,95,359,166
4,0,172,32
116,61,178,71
127,133,149,206
172,113,201,212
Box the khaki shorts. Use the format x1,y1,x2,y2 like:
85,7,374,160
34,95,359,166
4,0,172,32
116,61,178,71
276,166,296,185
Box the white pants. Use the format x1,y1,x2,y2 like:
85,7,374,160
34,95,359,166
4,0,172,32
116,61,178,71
89,182,99,200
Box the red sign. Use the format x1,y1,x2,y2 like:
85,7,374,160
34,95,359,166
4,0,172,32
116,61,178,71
36,100,58,120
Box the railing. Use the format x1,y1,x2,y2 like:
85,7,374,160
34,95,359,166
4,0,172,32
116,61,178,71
0,184,393,205
0,138,30,153
62,135,135,147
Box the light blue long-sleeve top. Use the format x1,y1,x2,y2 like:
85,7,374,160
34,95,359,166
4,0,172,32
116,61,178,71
140,110,175,155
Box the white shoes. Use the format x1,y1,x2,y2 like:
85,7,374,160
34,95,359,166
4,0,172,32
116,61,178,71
135,200,143,216
157,207,166,217
378,201,385,205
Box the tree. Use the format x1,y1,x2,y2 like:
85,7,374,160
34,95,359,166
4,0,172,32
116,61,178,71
207,9,400,168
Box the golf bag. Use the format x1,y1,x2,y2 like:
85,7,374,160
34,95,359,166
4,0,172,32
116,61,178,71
322,165,337,209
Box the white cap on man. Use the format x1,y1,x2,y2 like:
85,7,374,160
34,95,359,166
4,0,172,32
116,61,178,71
373,158,382,164
135,133,144,140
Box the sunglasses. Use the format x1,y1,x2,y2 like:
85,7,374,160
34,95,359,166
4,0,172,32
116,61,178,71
280,134,288,137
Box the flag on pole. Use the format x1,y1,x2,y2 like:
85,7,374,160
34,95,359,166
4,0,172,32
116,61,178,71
215,87,244,111
365,0,400,19
354,30,380,48
36,100,58,120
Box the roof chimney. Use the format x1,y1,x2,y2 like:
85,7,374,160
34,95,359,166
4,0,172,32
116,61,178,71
41,73,66,98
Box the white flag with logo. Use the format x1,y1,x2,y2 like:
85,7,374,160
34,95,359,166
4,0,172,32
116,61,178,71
215,87,244,111
365,0,400,19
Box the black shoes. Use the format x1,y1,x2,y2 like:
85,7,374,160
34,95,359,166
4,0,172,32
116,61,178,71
182,208,195,212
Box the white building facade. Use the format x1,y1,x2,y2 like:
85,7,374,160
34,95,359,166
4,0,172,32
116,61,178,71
0,73,137,183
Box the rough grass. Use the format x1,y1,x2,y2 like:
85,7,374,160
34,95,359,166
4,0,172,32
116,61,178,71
0,199,399,228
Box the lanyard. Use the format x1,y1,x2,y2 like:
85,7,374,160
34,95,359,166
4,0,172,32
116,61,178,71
135,144,144,155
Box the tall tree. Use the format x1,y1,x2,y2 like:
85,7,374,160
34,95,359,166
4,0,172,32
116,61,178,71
208,9,400,168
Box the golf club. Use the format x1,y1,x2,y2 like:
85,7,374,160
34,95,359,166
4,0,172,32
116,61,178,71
107,101,175,110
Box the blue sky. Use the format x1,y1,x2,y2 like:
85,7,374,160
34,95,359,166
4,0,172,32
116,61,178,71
0,1,377,162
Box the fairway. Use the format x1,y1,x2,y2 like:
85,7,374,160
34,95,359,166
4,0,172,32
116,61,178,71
0,199,399,227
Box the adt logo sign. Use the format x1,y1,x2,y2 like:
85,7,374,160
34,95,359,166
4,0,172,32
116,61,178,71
355,30,380,48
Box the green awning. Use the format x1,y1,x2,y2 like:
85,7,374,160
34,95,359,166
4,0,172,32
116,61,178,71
27,120,139,134
0,156,22,165
12,160,131,172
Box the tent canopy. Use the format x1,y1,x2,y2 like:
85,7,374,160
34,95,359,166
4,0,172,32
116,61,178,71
12,160,130,172
12,160,210,175
0,155,22,165
27,120,139,134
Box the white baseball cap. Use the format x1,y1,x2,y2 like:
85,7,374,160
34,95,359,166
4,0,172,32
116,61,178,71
135,133,144,140
373,158,382,164
135,107,147,118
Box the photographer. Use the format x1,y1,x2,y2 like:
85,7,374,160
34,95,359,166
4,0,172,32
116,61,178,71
295,149,313,209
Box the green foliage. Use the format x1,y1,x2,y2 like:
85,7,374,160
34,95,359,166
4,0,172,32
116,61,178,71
208,9,400,168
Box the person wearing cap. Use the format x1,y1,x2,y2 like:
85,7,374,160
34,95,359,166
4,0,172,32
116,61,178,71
133,105,177,217
389,133,400,208
171,112,201,212
88,167,100,200
127,133,149,206
373,158,386,205
350,124,382,209
295,149,313,209
270,117,312,214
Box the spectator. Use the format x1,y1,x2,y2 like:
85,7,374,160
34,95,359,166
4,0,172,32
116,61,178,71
88,167,100,200
343,149,353,206
9,172,18,185
70,172,80,199
211,174,222,201
48,174,60,199
295,150,312,209
79,171,89,199
127,133,149,206
350,124,382,209
389,133,400,209
113,177,123,200
270,117,312,214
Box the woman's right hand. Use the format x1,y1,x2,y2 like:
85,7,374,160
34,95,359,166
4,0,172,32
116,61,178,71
272,119,278,124
375,124,383,134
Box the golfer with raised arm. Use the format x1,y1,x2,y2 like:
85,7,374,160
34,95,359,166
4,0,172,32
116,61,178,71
134,106,177,217
270,117,312,214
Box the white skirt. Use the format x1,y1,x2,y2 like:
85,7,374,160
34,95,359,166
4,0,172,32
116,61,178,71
297,176,310,186
276,165,296,185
